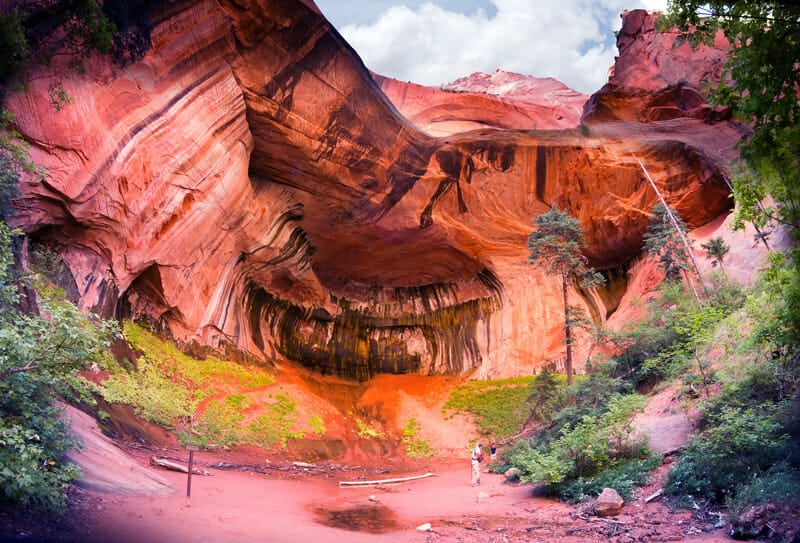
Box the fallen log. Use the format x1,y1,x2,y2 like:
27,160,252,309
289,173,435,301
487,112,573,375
339,472,436,487
645,488,664,503
150,456,213,476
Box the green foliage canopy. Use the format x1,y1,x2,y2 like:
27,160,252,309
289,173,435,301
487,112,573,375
643,203,692,282
701,236,730,271
0,0,152,88
662,1,800,234
0,222,118,512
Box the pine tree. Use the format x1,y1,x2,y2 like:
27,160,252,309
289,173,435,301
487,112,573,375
643,203,693,282
527,207,605,386
701,236,730,275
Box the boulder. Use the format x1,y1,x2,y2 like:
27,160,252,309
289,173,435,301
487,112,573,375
595,487,625,517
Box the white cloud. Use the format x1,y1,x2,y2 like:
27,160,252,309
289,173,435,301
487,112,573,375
330,0,669,94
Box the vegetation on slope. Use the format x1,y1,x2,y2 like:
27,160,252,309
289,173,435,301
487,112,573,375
444,258,799,524
443,375,543,438
101,321,326,450
0,225,118,513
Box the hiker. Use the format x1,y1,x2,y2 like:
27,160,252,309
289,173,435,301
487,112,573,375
489,441,497,461
470,440,483,486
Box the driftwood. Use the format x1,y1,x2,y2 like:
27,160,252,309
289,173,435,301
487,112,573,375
339,472,436,487
150,456,213,476
645,488,664,503
576,515,627,525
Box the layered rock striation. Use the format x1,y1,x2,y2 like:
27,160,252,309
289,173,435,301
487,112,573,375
7,2,745,379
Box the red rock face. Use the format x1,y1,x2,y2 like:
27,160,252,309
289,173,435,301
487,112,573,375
583,9,732,123
6,2,745,379
376,69,587,136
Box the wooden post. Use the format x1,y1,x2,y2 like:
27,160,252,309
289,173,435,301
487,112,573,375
186,445,199,505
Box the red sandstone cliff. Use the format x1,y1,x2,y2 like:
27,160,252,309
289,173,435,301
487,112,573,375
4,3,750,380
583,8,732,123
375,69,587,135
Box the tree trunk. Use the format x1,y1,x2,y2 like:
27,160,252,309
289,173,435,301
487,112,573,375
562,270,573,386
634,154,708,299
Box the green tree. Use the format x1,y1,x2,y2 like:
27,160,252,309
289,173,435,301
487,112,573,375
0,1,152,89
0,110,45,219
701,236,730,274
660,2,800,239
661,0,800,389
0,222,118,512
643,204,701,291
660,2,800,225
524,367,567,427
528,207,605,385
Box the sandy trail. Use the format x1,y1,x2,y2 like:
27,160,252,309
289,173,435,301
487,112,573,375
57,449,737,543
76,462,551,543
44,387,735,543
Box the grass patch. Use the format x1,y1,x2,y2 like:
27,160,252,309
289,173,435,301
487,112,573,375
402,417,434,459
444,375,577,438
101,321,273,428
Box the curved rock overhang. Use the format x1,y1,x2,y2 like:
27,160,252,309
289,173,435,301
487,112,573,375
6,0,744,379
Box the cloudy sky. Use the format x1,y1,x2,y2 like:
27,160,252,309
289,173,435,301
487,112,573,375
314,0,669,94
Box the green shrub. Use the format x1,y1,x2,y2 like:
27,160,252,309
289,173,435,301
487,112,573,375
355,417,384,439
666,403,790,502
192,395,249,447
559,455,660,502
605,279,743,392
0,404,81,513
0,223,117,512
726,464,800,517
309,415,326,436
511,394,649,499
245,393,304,448
179,391,306,450
101,354,195,426
537,372,627,447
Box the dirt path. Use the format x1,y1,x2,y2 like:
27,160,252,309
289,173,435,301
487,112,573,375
53,453,732,543
14,423,731,543
632,384,694,455
3,387,730,543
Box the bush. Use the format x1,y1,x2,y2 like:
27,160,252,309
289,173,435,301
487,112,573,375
244,393,304,448
536,372,627,448
666,402,791,502
309,415,326,436
727,463,800,517
0,223,117,512
607,278,745,393
559,455,660,502
511,394,650,499
402,417,433,459
192,395,249,447
101,354,196,426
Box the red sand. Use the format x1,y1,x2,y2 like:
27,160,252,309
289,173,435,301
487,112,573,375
63,451,732,543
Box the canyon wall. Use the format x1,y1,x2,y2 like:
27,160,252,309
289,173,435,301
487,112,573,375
6,1,746,379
